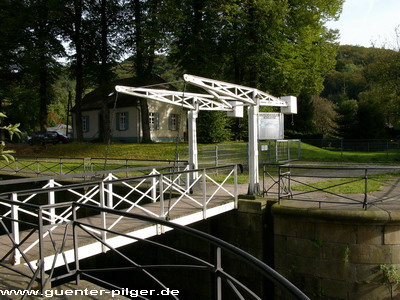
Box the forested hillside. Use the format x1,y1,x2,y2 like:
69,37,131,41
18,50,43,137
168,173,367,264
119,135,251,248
322,45,400,139
0,0,344,142
1,1,398,142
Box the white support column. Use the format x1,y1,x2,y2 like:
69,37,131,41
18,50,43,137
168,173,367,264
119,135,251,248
11,193,20,265
188,106,199,184
107,174,113,209
151,169,157,203
48,180,55,224
248,97,260,195
99,182,107,253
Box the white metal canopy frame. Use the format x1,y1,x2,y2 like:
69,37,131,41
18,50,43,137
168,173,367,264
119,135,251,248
115,74,297,195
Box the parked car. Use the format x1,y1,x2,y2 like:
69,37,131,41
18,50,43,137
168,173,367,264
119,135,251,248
28,131,69,145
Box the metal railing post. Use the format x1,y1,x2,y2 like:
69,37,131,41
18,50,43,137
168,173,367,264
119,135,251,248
159,174,164,219
11,193,20,265
202,168,207,219
38,208,46,295
15,157,19,173
48,180,56,224
278,166,281,204
215,146,219,176
107,174,113,209
72,203,80,285
151,169,157,203
234,165,238,209
99,182,107,252
215,247,222,300
363,168,368,210
159,174,164,234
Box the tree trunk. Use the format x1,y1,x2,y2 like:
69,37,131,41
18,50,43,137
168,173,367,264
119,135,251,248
134,0,151,142
38,2,49,133
74,0,84,141
99,0,111,143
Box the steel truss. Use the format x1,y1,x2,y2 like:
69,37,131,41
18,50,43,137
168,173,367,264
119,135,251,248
116,74,297,195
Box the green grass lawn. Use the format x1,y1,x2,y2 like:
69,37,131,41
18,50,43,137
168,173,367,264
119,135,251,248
8,141,400,163
300,143,400,163
291,178,383,194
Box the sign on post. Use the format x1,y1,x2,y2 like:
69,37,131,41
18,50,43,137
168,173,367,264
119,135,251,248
258,113,284,140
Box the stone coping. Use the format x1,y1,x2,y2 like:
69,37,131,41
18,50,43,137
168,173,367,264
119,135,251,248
272,204,400,224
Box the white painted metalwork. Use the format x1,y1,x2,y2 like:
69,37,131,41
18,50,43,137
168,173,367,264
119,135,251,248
0,164,238,272
115,74,297,195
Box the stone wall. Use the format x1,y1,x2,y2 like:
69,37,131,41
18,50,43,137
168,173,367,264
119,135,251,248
273,205,400,300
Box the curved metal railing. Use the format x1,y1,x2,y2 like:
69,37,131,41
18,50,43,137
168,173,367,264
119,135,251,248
72,203,309,300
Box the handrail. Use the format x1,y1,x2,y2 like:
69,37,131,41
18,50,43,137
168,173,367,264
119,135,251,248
263,163,400,210
73,202,309,299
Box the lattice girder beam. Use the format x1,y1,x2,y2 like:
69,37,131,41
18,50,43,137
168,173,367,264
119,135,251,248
183,74,288,107
115,86,233,111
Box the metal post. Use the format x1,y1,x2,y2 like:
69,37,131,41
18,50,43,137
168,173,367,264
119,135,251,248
188,107,199,184
38,208,46,295
99,182,107,252
151,169,157,203
278,166,281,204
363,169,368,210
48,180,56,224
234,165,238,209
107,174,113,208
215,146,219,176
11,193,20,265
215,247,222,300
72,203,80,285
288,140,291,161
247,98,260,195
298,140,301,160
159,174,164,234
202,168,207,219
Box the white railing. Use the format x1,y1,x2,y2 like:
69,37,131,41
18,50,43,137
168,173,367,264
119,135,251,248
0,164,239,268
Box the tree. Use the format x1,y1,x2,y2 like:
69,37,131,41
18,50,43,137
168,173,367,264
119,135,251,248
62,0,86,141
197,111,232,143
81,0,124,143
169,0,344,142
336,99,358,139
311,95,338,137
23,0,65,132
123,0,173,142
0,113,21,162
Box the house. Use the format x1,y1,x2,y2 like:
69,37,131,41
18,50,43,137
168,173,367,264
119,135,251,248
72,76,187,143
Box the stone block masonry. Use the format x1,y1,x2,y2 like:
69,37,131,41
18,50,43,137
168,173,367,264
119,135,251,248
272,205,400,299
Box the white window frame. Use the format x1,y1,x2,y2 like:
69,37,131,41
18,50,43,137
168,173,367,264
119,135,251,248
118,112,128,131
169,114,178,131
149,112,160,131
82,116,89,133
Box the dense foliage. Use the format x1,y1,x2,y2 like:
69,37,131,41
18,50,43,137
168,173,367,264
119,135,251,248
322,45,400,139
7,1,400,143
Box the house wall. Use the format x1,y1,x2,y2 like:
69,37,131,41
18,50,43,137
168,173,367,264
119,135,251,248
72,100,187,143
147,100,187,142
111,107,140,143
81,110,99,141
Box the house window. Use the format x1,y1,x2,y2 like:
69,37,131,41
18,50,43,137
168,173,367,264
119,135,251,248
169,114,179,131
82,116,89,133
116,112,129,131
149,112,160,131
